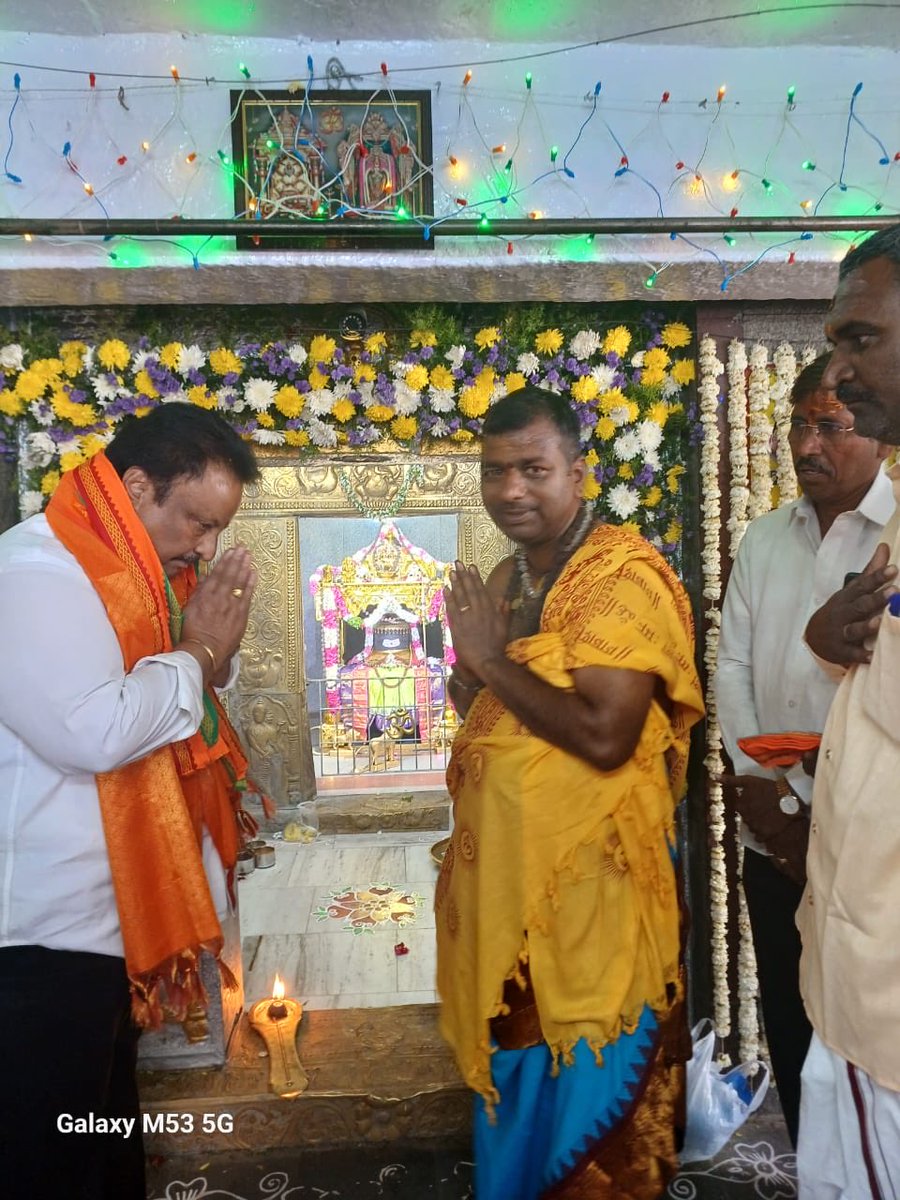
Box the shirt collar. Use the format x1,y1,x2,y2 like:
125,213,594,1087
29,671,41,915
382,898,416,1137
790,466,895,528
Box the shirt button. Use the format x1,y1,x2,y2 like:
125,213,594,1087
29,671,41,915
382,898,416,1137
825,749,833,760
811,822,818,835
808,894,814,905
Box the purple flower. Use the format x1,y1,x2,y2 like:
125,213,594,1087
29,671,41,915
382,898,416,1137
223,371,240,387
298,380,311,394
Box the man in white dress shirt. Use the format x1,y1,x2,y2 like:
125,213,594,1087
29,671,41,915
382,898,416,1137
796,224,900,1197
714,355,893,1148
0,403,259,1199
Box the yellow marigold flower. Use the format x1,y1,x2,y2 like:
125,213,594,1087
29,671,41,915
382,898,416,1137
34,358,64,382
188,385,217,410
668,401,684,416
365,332,387,353
618,464,634,479
571,375,600,404
623,400,639,422
640,366,667,388
664,519,683,543
40,469,60,496
0,390,25,416
209,347,243,376
256,412,275,428
405,365,429,391
451,429,475,442
459,385,490,419
595,416,616,440
584,449,599,467
62,353,84,379
667,465,685,494
504,371,527,394
275,385,304,418
535,328,563,355
308,366,330,390
135,406,154,418
135,369,159,399
332,398,356,423
582,474,601,501
366,404,394,423
14,368,47,401
284,429,310,447
621,520,641,537
429,364,455,390
647,402,670,428
671,359,696,385
643,486,663,508
598,387,626,414
474,326,500,350
51,392,96,425
60,449,87,473
475,367,495,394
59,340,86,356
391,415,418,440
410,329,437,348
158,342,182,370
354,362,376,384
309,335,337,365
97,339,130,371
643,347,671,371
602,326,632,357
81,434,107,458
661,321,692,349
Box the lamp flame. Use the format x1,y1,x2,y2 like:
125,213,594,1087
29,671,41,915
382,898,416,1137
272,974,285,1003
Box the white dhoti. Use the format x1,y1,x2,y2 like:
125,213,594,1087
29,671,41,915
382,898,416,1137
798,1032,900,1199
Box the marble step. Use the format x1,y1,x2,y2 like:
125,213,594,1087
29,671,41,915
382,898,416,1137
246,788,451,836
139,1003,468,1157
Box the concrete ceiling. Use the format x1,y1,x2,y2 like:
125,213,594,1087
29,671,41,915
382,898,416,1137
4,0,899,47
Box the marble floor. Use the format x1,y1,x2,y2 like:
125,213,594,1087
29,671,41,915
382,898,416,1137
238,830,442,1010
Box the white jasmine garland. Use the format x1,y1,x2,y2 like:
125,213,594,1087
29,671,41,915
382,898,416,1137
726,341,750,560
747,343,774,520
772,342,799,507
20,490,44,518
607,482,640,519
244,377,277,412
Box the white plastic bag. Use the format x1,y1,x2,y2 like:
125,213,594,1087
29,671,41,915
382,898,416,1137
679,1018,769,1164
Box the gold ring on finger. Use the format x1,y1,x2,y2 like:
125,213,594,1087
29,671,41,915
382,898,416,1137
458,604,471,612
231,587,244,598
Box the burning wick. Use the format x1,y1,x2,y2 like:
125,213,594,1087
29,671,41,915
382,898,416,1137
267,973,288,1020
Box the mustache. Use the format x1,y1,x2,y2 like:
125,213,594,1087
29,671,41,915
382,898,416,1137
794,457,830,474
836,381,874,406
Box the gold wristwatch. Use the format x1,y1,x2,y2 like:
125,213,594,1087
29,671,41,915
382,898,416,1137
776,778,801,816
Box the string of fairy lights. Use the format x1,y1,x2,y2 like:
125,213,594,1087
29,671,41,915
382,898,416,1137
2,29,900,289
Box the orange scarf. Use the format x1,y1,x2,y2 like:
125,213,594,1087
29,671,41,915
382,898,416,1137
45,452,249,1028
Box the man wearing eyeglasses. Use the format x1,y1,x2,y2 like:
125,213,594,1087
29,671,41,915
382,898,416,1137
713,353,893,1150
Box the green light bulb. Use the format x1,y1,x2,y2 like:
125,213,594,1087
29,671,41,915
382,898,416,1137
802,160,816,171
550,145,559,163
479,214,490,229
762,178,772,192
525,72,533,89
644,272,657,289
787,85,796,103
239,63,251,79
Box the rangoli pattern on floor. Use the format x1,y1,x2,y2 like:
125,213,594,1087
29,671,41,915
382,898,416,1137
313,883,424,933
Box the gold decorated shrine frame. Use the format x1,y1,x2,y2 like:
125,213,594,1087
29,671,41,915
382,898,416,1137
220,450,509,799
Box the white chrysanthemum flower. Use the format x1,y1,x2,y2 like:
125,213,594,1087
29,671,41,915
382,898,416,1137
608,482,640,520
645,449,661,470
637,420,664,453
177,344,205,375
29,401,54,426
162,388,189,405
244,377,277,412
287,342,308,366
389,358,407,379
252,429,286,445
22,431,57,468
661,376,682,399
131,349,153,373
429,418,450,438
608,405,632,428
0,344,24,371
428,387,456,413
306,388,336,417
393,381,420,416
614,431,641,461
631,350,646,368
357,381,375,405
216,386,239,408
590,364,616,391
492,380,508,400
83,346,95,373
307,417,337,448
332,380,353,399
569,330,601,361
517,352,540,376
91,374,120,403
20,491,44,518
445,344,466,370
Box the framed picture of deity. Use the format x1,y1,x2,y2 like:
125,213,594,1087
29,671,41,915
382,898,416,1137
229,89,434,250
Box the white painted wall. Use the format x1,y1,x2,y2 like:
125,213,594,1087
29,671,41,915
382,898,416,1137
1,31,898,273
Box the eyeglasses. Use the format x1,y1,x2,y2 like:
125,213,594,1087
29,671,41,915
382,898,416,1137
788,419,857,443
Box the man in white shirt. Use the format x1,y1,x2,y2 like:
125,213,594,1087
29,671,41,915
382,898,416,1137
714,355,893,1148
795,224,900,1197
0,403,259,1199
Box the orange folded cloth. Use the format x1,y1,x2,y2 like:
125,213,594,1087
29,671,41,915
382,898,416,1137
737,732,821,769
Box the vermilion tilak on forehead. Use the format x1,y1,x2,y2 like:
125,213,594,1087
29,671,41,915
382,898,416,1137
802,390,844,420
